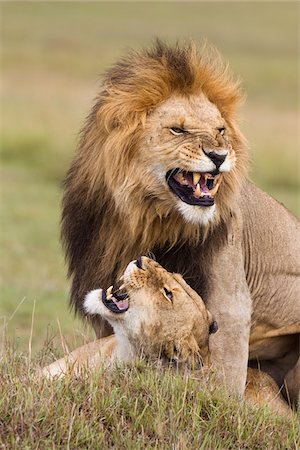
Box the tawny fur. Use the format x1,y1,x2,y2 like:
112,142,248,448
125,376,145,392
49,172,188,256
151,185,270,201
42,258,292,418
62,40,300,398
62,40,248,316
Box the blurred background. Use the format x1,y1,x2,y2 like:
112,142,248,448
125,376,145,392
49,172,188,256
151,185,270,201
1,2,299,352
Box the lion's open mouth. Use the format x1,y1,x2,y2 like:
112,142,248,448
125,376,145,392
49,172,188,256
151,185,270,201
166,169,222,207
102,287,129,313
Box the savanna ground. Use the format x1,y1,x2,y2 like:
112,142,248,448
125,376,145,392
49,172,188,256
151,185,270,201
1,2,299,448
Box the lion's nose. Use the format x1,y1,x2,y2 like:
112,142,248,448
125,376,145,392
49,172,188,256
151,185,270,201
205,151,227,170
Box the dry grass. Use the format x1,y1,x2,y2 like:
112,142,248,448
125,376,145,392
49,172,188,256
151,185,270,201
1,344,299,450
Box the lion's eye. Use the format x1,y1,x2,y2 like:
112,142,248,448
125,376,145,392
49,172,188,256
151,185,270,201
163,287,173,302
170,127,186,136
218,127,226,136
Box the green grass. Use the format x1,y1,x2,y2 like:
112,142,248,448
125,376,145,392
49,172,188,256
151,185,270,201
1,348,299,449
1,2,299,352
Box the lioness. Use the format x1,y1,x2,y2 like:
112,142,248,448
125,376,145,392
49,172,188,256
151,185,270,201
42,257,293,416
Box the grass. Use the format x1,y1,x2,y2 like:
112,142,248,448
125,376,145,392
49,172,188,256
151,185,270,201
1,2,299,348
1,346,299,450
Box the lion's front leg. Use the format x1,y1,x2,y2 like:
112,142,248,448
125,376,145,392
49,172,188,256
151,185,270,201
208,290,251,395
205,220,252,396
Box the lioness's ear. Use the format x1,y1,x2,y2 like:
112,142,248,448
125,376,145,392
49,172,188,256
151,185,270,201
84,289,103,315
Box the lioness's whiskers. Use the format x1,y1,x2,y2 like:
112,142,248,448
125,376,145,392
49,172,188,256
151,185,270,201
145,251,156,261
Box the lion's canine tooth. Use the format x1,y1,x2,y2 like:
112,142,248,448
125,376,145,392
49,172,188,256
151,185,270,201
193,172,201,185
209,174,223,196
194,183,201,198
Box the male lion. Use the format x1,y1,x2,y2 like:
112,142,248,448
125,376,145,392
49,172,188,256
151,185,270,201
42,257,292,417
62,41,300,398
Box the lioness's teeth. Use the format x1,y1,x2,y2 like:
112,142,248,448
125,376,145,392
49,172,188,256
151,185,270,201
107,286,113,295
193,172,201,185
194,183,201,198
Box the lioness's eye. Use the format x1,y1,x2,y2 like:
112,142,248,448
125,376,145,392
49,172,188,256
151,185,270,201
170,127,186,136
163,287,173,301
217,127,225,136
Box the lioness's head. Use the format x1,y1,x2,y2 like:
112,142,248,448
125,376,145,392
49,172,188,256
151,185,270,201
84,257,218,367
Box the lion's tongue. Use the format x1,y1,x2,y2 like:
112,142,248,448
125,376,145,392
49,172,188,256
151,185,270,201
200,175,210,194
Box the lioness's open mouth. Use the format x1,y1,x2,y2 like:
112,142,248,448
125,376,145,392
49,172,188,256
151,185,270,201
102,287,129,313
166,169,222,207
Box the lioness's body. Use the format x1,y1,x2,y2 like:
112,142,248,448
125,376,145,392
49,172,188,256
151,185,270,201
42,258,293,417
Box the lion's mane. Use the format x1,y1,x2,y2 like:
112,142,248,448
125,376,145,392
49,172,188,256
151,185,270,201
62,41,248,321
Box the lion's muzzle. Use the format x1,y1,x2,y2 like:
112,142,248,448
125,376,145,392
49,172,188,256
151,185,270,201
166,169,223,207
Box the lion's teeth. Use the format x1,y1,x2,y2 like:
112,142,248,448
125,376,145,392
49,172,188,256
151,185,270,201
178,173,188,185
193,172,201,185
209,182,220,196
209,174,223,196
194,183,201,198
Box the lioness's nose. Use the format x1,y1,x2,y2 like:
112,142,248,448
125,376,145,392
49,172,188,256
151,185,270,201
205,151,227,170
135,256,144,270
209,320,218,334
